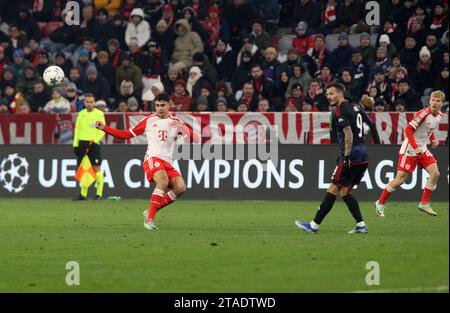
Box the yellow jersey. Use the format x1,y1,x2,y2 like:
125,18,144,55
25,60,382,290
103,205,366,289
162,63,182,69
73,108,106,147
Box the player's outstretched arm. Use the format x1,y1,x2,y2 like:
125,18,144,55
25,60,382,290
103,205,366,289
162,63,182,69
95,121,134,140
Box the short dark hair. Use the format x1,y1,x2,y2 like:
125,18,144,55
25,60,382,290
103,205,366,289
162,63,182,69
154,93,170,103
251,63,262,71
398,78,410,85
84,93,95,99
327,82,346,93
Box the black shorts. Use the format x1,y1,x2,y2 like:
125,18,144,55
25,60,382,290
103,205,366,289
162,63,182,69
75,140,102,166
331,161,368,188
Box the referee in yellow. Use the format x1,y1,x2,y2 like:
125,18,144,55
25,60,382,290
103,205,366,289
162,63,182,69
73,93,106,200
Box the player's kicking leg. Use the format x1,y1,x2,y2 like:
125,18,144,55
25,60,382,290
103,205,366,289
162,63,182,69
418,163,439,216
375,170,409,217
340,187,368,234
144,170,169,230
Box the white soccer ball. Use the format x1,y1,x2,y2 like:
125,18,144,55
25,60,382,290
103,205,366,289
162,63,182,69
43,65,65,88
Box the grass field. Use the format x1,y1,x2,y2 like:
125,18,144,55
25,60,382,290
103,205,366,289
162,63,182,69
0,198,448,293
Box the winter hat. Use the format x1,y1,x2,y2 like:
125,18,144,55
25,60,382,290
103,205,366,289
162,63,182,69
13,49,24,58
419,46,431,58
174,79,186,87
189,66,202,76
377,46,388,55
130,8,145,18
162,4,173,12
197,96,209,105
379,34,390,44
216,97,227,105
151,81,165,92
296,21,308,32
127,96,139,107
67,83,77,91
360,32,370,40
86,66,98,76
79,49,89,58
208,5,220,16
338,32,349,41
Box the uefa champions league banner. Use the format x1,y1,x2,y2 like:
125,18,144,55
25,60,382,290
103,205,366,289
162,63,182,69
0,145,448,201
0,112,448,145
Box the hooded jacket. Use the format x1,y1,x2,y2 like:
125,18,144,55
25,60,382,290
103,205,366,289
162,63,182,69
171,19,204,68
125,8,151,48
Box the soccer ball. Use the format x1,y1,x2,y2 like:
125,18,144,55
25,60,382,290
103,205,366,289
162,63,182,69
43,65,65,88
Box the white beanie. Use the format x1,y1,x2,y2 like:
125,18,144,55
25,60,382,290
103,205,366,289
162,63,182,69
379,34,390,44
151,81,165,92
189,66,202,75
419,46,431,58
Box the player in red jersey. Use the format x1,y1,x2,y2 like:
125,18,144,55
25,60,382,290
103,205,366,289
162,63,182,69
95,93,188,230
375,90,445,217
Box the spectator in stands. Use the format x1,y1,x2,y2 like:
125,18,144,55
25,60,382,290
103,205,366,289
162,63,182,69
129,38,147,71
79,4,97,41
126,8,151,48
284,84,304,111
301,97,319,112
1,67,17,90
223,0,256,49
65,83,85,112
378,34,397,58
435,65,449,101
169,79,193,111
17,64,38,100
192,52,218,87
80,66,111,102
382,18,403,52
163,67,183,95
238,82,259,112
406,4,427,36
43,88,71,113
394,99,406,113
215,96,232,112
187,0,213,21
95,0,122,16
95,100,109,113
328,32,353,75
0,98,10,113
181,7,208,43
286,64,311,97
143,0,165,30
283,98,299,112
292,0,321,33
333,0,365,34
398,35,420,73
355,32,376,67
194,95,211,112
116,100,128,112
392,79,422,112
275,71,290,104
370,47,392,80
0,16,8,37
407,17,427,48
249,19,271,53
127,96,141,112
257,97,272,112
113,80,141,110
142,81,165,111
17,5,40,41
305,79,328,112
390,66,408,98
425,34,444,68
203,6,228,55
339,68,362,101
54,52,74,78
107,39,125,69
93,8,115,51
292,21,314,57
373,98,386,112
308,34,329,77
186,66,209,101
412,46,436,96
349,50,368,90
249,63,276,100
395,0,416,32
15,101,31,114
261,47,279,81
77,49,95,80
96,51,115,97
236,34,263,66
199,84,216,110
153,20,176,58
121,0,139,21
111,14,127,49
9,49,29,78
1,84,17,110
231,50,253,93
277,48,302,81
161,4,176,29
29,80,51,112
321,0,338,35
69,67,82,88
317,64,333,88
212,38,236,82
8,24,28,50
366,68,392,106
25,39,41,65
215,81,235,109
171,18,204,71
428,2,448,39
0,46,7,79
115,52,143,94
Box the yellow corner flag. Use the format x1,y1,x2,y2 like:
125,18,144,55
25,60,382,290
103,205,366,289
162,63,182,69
75,155,96,188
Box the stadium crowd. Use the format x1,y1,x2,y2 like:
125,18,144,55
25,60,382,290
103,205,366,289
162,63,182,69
0,0,448,115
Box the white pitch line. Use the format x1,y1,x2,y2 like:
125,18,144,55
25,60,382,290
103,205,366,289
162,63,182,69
349,285,449,293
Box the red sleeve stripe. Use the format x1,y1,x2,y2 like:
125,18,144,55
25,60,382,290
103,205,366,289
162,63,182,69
129,128,137,137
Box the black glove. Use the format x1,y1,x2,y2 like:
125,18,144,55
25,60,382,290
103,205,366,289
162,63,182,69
343,155,351,169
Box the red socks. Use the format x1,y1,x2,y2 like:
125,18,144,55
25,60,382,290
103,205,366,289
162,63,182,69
147,189,164,222
421,183,435,204
378,184,396,205
146,189,177,222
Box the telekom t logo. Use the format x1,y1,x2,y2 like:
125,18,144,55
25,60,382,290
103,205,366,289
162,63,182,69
159,130,167,142
62,1,81,26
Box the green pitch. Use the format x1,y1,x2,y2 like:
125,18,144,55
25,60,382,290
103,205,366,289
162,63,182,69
0,199,448,293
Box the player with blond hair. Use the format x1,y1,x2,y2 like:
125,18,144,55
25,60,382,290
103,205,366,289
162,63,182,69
375,90,446,216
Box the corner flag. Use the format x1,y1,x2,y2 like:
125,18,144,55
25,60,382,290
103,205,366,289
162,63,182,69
75,155,96,188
